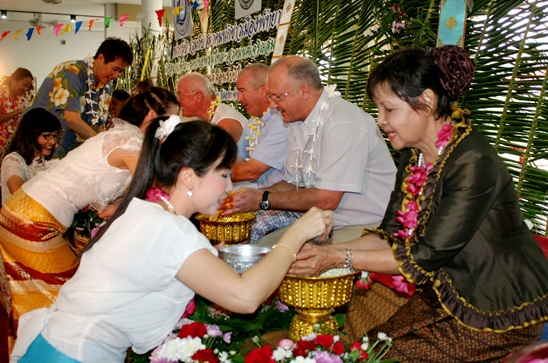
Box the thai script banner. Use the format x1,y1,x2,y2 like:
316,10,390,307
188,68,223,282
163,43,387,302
166,37,275,75
171,8,281,59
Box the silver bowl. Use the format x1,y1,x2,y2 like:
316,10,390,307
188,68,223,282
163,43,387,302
219,245,271,274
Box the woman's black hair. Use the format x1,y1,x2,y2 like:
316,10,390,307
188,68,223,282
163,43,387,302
2,68,33,86
117,80,178,127
366,47,452,120
7,108,61,164
79,118,237,256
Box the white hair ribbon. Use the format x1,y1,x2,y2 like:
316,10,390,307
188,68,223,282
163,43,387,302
155,115,182,144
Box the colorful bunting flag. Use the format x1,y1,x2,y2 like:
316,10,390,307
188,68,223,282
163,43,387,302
36,26,42,36
46,26,54,37
88,19,95,31
119,14,130,27
75,21,82,34
26,28,34,41
55,23,63,36
155,9,165,27
13,29,22,40
105,17,112,28
61,23,72,35
0,30,10,41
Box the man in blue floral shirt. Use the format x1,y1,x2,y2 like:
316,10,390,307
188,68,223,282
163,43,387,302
24,37,133,156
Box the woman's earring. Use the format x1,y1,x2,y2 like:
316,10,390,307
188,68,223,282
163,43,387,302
187,190,193,197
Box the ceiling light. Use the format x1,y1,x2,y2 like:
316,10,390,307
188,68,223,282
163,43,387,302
70,14,76,22
1,11,7,19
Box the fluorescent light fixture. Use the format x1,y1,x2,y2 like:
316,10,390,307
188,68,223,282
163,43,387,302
70,14,76,22
1,10,7,19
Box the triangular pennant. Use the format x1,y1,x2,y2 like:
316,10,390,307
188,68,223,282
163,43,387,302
75,21,82,34
61,23,72,35
55,23,64,36
0,30,10,41
13,29,23,40
46,26,54,37
88,19,95,31
119,14,129,27
26,28,34,41
104,17,111,28
36,26,42,36
155,9,165,27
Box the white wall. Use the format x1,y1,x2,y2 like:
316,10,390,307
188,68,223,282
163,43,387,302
0,19,140,88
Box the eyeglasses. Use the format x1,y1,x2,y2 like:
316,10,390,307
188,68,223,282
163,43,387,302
177,91,197,100
267,84,302,103
41,132,60,141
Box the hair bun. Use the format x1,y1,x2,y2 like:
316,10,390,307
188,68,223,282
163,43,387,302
432,45,475,99
135,79,153,94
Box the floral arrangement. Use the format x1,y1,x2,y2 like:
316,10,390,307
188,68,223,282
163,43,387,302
246,331,398,363
128,294,397,363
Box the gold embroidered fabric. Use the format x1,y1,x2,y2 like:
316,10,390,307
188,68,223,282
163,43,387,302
0,189,77,331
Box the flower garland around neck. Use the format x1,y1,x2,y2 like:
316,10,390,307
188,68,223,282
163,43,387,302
244,111,266,161
146,188,176,214
83,56,110,126
206,96,222,122
290,84,341,189
394,123,454,241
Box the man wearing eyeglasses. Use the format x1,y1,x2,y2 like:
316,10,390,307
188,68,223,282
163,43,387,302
177,73,248,142
223,55,396,246
232,64,288,188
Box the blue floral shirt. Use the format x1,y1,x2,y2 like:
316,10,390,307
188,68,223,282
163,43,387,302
25,59,111,156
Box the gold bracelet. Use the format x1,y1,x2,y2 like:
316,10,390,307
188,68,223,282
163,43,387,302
272,243,297,263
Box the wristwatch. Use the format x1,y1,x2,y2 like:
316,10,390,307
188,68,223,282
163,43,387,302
259,191,270,210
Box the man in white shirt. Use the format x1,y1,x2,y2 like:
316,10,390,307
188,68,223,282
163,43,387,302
223,55,396,246
234,64,288,188
177,73,247,142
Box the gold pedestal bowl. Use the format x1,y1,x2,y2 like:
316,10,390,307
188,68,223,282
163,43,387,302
196,213,256,245
278,270,359,341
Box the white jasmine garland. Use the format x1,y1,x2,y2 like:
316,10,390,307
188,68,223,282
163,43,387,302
244,113,265,161
83,56,109,126
155,115,182,142
290,84,340,189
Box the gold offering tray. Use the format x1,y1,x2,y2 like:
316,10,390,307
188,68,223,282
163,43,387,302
196,212,256,245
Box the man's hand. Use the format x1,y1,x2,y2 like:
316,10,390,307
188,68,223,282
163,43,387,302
221,188,262,215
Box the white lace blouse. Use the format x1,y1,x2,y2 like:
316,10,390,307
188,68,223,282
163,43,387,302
0,152,48,205
22,119,143,227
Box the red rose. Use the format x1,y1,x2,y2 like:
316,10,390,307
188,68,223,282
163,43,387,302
192,349,219,363
293,339,316,357
315,334,334,350
360,351,370,360
332,340,344,355
244,345,275,363
350,342,362,351
178,321,207,339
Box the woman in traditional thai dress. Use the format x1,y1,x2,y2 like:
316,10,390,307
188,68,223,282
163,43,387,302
0,83,178,345
10,117,333,363
0,68,33,153
1,108,61,205
289,46,548,362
